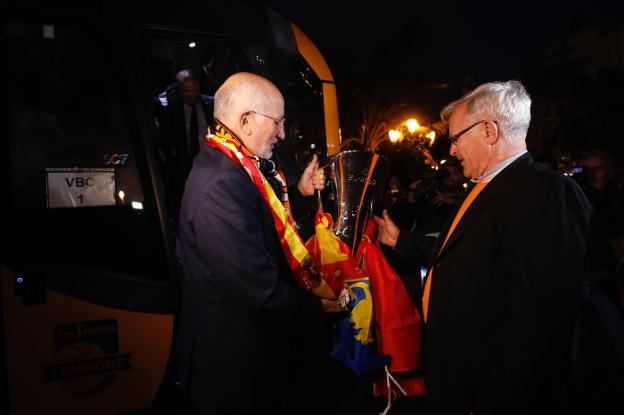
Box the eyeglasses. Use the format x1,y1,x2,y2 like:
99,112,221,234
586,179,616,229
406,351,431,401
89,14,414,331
249,110,286,127
447,120,497,145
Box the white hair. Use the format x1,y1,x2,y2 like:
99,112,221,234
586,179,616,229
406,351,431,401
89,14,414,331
175,69,196,84
441,80,531,140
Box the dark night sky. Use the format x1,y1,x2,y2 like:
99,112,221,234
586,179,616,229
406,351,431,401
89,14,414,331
266,0,620,83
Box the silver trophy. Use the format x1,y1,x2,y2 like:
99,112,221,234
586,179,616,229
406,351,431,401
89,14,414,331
324,150,388,254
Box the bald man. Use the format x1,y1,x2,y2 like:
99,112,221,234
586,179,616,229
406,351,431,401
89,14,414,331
176,72,337,415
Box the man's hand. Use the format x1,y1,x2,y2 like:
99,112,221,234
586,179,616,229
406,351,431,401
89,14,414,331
430,190,456,207
321,298,347,312
297,154,326,196
374,209,400,249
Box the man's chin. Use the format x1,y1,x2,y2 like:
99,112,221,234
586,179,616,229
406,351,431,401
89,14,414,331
461,166,473,179
260,146,275,160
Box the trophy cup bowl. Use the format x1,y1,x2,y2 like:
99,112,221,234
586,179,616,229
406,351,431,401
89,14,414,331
325,150,388,254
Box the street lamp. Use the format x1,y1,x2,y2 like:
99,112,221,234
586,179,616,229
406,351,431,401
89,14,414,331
405,118,419,133
388,129,401,143
387,117,439,167
341,115,441,160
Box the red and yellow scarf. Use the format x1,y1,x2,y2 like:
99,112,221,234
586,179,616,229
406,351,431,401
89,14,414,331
205,122,340,299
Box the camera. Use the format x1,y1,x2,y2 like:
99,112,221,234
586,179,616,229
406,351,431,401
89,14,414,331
413,179,441,201
408,169,449,202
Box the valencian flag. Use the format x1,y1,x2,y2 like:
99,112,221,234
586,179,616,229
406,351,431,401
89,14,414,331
306,210,389,375
357,218,424,410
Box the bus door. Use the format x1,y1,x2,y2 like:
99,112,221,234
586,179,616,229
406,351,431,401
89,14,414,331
1,19,176,415
143,21,251,229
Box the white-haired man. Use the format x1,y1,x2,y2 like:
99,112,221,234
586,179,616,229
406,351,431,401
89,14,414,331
376,80,590,414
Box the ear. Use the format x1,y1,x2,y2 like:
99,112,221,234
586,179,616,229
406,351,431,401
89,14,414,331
483,120,499,145
240,111,254,136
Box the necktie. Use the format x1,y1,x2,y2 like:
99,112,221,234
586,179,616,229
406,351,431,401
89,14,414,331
189,105,199,156
422,181,488,322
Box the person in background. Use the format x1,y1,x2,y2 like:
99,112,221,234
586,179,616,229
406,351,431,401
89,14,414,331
574,150,624,410
155,69,214,222
392,160,466,237
376,80,590,414
579,150,624,274
385,160,467,297
429,159,466,208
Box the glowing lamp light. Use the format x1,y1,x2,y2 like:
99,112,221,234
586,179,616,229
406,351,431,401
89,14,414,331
388,129,401,143
406,119,419,133
426,130,436,145
131,202,144,210
188,42,196,48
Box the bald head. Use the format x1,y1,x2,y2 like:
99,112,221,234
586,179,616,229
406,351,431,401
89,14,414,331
213,72,286,158
176,69,200,106
214,72,282,123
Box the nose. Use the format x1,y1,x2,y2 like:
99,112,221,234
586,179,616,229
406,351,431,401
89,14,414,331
449,142,458,157
276,123,286,140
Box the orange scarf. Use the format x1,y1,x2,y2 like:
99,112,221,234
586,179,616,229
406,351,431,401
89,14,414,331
205,122,339,300
422,181,489,322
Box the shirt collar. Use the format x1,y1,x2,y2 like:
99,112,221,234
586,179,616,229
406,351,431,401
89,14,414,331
471,149,527,183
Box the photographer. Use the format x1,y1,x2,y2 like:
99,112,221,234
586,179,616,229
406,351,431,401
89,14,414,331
382,161,467,300
575,150,624,394
430,160,466,207
391,160,467,236
578,150,624,274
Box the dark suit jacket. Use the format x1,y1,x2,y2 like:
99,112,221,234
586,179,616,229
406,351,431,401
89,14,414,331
157,95,214,195
395,153,590,414
176,144,322,412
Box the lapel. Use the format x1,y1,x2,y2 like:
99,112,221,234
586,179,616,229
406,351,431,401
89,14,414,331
175,103,186,139
171,103,190,158
430,193,464,256
436,153,532,260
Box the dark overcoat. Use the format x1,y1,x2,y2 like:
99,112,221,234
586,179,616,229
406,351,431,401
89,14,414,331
176,144,321,413
396,153,590,414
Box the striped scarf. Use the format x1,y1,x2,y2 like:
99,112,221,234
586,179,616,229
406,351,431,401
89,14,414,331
205,121,339,300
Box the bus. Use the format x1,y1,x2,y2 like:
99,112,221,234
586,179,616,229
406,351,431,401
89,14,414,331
1,1,340,413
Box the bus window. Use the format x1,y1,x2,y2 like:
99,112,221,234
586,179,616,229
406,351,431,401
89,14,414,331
5,21,168,280
283,55,327,168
